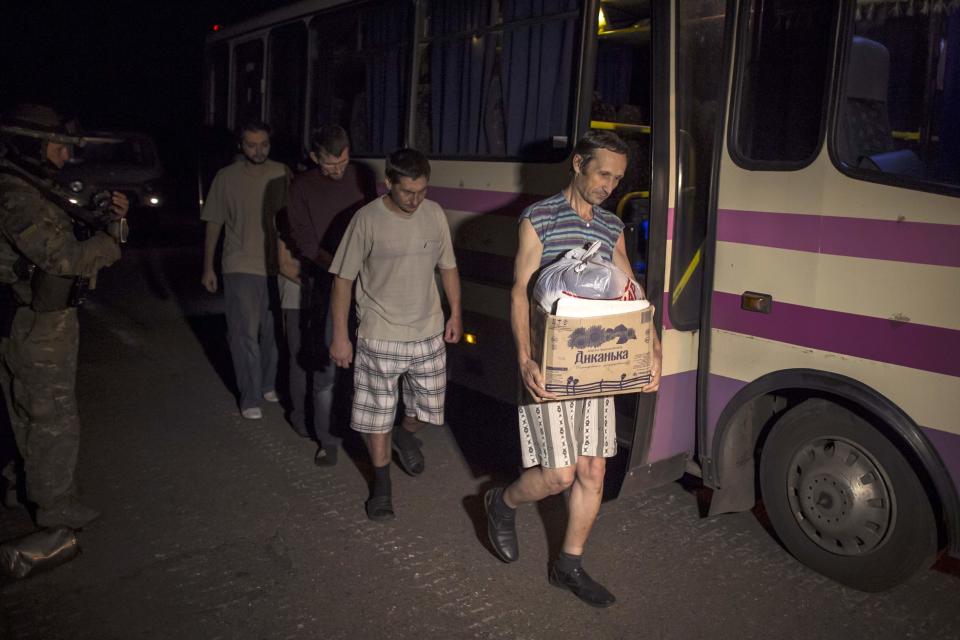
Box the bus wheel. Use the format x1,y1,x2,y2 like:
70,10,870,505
759,398,937,592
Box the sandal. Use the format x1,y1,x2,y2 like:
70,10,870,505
365,495,395,521
314,446,338,467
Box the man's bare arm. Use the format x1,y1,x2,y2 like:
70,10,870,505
439,266,462,343
329,275,355,368
512,219,556,402
201,221,222,293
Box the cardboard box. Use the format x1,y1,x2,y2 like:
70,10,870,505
530,301,654,400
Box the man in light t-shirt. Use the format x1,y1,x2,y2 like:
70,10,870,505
328,148,461,521
200,121,287,420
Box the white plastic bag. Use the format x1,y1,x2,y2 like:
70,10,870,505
533,241,641,312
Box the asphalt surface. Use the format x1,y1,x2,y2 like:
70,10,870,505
1,231,958,639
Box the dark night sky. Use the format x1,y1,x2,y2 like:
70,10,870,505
1,1,293,208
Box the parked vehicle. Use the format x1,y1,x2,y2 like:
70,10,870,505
58,131,167,212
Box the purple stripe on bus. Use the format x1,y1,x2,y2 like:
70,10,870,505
822,216,960,267
717,209,820,252
428,186,545,216
648,370,696,462
707,374,748,445
717,209,960,268
921,427,960,498
711,291,960,378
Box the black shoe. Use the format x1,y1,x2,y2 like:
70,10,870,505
391,429,424,476
484,488,518,563
548,564,616,608
365,495,395,521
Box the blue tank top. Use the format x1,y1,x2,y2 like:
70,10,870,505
520,192,624,267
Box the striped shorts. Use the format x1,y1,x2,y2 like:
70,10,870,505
518,396,616,468
351,333,447,434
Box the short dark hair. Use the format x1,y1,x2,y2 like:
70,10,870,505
238,120,271,141
310,124,349,157
572,129,628,171
385,148,431,183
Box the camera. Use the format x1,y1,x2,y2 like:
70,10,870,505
62,181,127,243
66,180,112,216
90,189,114,214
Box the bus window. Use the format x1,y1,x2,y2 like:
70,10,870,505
589,0,652,282
203,43,229,128
233,39,265,127
309,0,411,156
833,2,960,192
415,0,580,159
268,22,308,167
670,0,729,331
730,0,839,167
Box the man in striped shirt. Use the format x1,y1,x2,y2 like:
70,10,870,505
485,130,662,607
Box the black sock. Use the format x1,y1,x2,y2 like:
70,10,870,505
494,489,516,519
393,423,418,448
555,551,582,574
371,463,391,498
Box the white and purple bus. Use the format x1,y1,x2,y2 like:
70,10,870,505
202,0,960,591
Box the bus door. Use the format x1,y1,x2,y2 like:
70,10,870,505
199,42,235,206
198,34,265,207
267,22,308,168
581,0,692,493
232,37,266,129
609,0,733,496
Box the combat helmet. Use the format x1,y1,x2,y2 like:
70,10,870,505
0,104,83,175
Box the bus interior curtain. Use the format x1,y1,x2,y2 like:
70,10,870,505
856,0,960,22
595,45,635,110
942,8,960,180
363,2,410,153
430,0,498,155
501,0,579,156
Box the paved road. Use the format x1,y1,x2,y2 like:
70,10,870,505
1,240,958,640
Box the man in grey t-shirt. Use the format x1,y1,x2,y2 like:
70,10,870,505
329,148,462,521
200,121,287,420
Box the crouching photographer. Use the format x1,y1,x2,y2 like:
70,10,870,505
0,104,127,529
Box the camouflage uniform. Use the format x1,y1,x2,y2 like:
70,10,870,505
0,171,120,520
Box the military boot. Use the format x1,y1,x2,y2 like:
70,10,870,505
36,498,100,529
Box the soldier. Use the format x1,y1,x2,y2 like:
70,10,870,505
0,104,128,528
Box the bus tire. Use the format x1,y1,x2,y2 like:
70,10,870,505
759,398,937,592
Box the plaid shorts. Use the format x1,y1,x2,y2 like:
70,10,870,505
351,333,447,434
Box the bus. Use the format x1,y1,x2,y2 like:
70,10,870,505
201,0,960,592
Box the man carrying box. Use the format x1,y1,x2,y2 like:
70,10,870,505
484,130,662,607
